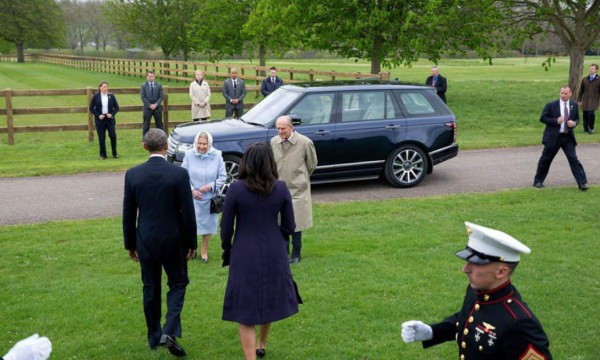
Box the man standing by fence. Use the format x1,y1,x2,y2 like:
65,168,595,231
222,68,246,118
140,70,164,138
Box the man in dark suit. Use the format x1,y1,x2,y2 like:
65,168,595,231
140,71,164,138
123,129,197,357
261,66,284,97
425,66,447,103
534,85,588,191
222,68,246,118
89,81,119,159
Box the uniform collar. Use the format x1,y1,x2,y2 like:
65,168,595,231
475,280,514,303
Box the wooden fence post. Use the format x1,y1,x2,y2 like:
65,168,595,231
5,89,15,145
163,86,169,134
86,87,94,142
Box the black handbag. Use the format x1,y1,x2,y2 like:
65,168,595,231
210,183,226,214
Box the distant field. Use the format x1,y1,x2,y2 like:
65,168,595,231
0,57,599,177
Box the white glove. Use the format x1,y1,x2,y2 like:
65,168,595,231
3,334,52,360
401,320,433,343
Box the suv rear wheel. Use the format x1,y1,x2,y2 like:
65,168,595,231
384,145,428,188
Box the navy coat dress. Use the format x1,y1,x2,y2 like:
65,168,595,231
221,180,300,325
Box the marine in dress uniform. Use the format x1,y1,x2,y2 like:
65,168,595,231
401,222,552,360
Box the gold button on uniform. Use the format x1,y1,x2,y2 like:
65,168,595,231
469,316,474,323
456,321,459,327
507,299,513,304
464,328,469,335
462,341,466,349
479,345,483,351
475,304,480,311
483,294,490,301
460,355,465,360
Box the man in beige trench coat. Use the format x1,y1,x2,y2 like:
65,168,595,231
271,115,318,264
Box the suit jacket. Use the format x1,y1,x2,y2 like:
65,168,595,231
425,74,447,103
540,99,579,147
123,156,197,261
89,92,119,121
140,82,164,110
261,76,283,97
222,78,246,104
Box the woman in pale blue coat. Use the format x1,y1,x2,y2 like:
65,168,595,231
182,131,227,262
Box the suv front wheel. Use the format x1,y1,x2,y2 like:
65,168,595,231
223,155,241,186
384,145,428,188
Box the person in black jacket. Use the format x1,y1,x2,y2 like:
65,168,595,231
425,66,447,103
89,81,119,159
122,129,197,357
401,222,552,360
260,67,284,97
533,85,588,190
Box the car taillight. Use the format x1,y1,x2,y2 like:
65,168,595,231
445,122,457,143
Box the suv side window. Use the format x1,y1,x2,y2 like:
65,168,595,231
393,90,449,117
288,93,335,125
341,91,397,122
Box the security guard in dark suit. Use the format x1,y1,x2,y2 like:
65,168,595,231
402,222,552,359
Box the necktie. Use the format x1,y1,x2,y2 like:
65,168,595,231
563,102,569,134
272,77,275,84
233,80,237,89
150,83,154,95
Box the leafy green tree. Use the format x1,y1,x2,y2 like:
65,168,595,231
500,0,600,95
241,0,302,71
297,0,505,74
105,0,198,59
0,0,64,62
188,0,250,62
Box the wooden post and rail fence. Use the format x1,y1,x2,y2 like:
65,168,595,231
0,53,391,145
0,86,257,145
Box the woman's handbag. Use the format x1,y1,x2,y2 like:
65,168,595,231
210,184,226,214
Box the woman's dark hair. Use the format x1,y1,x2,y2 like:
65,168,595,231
238,142,278,196
98,81,108,90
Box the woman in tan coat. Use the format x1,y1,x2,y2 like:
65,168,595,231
189,70,211,121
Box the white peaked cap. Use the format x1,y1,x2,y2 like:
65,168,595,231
455,222,531,264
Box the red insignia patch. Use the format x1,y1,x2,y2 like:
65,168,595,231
518,344,546,360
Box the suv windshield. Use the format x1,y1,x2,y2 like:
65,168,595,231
241,88,302,126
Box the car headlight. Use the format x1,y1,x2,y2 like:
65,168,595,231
177,143,193,152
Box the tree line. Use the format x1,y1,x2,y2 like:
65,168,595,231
0,0,599,94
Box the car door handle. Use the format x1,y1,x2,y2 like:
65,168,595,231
385,125,401,130
314,130,331,135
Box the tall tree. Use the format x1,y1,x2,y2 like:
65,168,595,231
297,0,506,74
106,0,198,59
241,0,302,71
188,0,250,62
0,0,64,62
61,0,91,52
501,0,600,96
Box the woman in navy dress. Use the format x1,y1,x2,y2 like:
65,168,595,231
182,131,226,262
221,143,301,360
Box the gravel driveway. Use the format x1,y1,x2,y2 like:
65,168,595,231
1,144,598,226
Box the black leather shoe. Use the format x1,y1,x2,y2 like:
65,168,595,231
159,334,167,346
165,335,186,357
256,348,266,358
533,182,544,188
289,257,300,264
579,184,588,191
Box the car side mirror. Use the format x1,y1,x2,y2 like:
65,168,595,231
289,115,302,126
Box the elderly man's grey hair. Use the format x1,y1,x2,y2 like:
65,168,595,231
143,128,168,152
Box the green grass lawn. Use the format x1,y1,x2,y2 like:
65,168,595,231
1,57,599,177
1,188,598,359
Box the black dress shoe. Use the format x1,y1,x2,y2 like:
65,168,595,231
159,334,167,346
533,182,544,188
289,257,300,264
256,348,266,358
165,335,186,357
579,184,588,191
